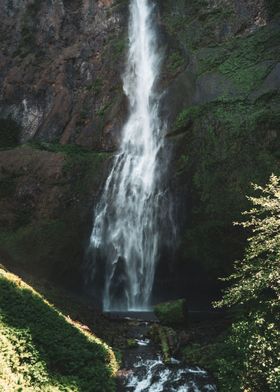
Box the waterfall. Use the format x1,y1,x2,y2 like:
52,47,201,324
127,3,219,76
88,0,166,311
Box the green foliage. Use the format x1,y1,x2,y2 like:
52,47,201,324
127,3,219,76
177,93,280,276
0,143,110,280
107,35,128,61
195,24,280,94
217,26,279,93
162,1,233,51
28,141,110,179
0,268,118,391
216,175,280,308
182,334,243,392
175,106,201,130
148,324,177,363
126,339,137,349
154,299,187,326
214,176,280,392
0,117,21,149
0,220,67,273
166,51,185,75
191,311,280,392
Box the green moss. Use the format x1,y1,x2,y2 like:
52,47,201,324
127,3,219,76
166,51,185,75
106,34,128,61
27,143,110,185
0,117,21,149
175,106,201,130
196,24,280,94
86,79,103,95
126,339,138,349
176,92,280,276
148,324,177,363
154,299,187,326
217,26,279,93
0,143,111,279
158,327,171,363
162,1,234,51
0,221,66,273
0,268,118,391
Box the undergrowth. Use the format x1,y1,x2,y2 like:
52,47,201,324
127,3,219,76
0,268,118,391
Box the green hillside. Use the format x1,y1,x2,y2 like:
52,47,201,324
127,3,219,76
0,267,118,392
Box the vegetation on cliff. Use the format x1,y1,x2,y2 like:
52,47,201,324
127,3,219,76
0,268,118,391
158,0,280,305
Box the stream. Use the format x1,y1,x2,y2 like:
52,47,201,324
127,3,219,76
112,313,218,392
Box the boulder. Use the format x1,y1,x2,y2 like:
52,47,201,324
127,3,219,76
154,299,188,326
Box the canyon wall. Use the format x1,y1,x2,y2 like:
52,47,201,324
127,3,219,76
0,0,279,300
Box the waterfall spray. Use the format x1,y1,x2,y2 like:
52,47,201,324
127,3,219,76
89,0,166,311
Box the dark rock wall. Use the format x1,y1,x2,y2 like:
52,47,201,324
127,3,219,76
0,0,128,286
0,0,127,150
0,0,279,301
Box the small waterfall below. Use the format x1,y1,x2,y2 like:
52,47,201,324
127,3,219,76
115,316,218,392
124,359,217,392
88,0,168,311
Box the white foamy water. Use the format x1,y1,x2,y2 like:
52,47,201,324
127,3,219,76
89,0,166,311
125,358,217,392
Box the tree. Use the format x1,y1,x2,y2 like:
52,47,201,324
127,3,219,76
215,174,280,392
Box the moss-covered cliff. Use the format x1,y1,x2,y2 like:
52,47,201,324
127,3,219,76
0,0,279,301
156,0,280,301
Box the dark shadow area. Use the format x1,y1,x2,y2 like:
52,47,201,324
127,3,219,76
0,117,21,149
264,0,280,19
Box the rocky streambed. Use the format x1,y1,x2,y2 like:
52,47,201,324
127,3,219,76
110,312,218,392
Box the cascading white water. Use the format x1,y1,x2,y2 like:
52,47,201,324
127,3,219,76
89,0,165,311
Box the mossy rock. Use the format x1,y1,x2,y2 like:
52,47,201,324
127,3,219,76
126,338,138,349
154,299,188,326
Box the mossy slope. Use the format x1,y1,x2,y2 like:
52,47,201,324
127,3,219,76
0,268,118,392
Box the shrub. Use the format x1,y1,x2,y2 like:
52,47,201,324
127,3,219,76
215,175,280,392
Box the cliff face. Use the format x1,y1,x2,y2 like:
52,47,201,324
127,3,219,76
0,0,127,286
0,0,279,298
0,0,127,150
158,0,280,300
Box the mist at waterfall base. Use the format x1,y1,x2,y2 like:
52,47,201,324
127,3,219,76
86,0,175,312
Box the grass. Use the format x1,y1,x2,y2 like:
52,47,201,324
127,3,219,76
0,268,118,391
